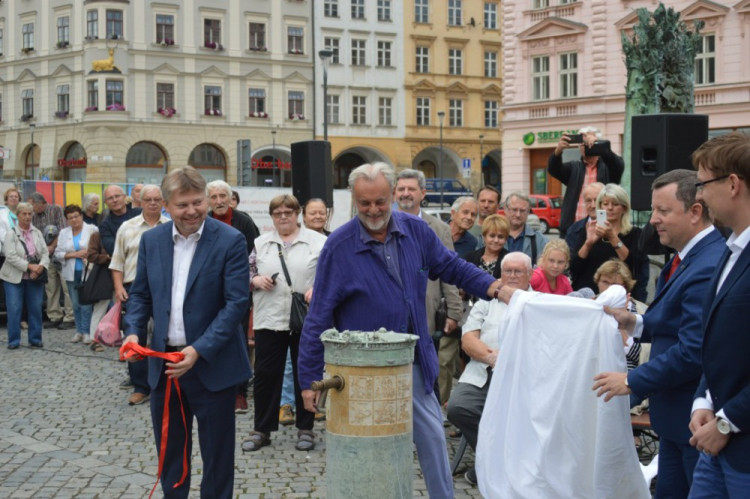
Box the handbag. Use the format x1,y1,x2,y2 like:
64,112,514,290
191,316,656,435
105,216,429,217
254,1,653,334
95,301,123,347
16,231,48,283
77,262,114,305
276,243,308,333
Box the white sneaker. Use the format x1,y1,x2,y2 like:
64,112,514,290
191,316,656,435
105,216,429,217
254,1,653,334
70,333,83,343
83,337,92,345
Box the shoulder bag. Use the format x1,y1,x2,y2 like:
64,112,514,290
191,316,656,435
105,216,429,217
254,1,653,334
77,261,115,305
276,243,308,333
16,230,48,283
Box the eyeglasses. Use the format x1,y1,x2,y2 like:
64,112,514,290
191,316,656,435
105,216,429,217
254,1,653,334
271,210,296,219
694,174,731,190
142,197,163,204
501,268,527,277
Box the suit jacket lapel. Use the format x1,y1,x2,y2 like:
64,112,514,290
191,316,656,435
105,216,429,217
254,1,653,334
159,224,174,307
711,244,750,314
185,220,217,296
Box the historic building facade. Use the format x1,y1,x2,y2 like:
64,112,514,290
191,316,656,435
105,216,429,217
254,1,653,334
500,0,750,198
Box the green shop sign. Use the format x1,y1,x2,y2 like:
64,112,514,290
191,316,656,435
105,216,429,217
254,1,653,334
524,129,579,146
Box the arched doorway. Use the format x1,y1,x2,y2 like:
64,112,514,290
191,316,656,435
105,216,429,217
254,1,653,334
125,142,168,184
251,147,291,187
188,143,226,182
412,146,460,180
482,149,502,192
60,142,88,182
332,146,392,189
25,145,40,180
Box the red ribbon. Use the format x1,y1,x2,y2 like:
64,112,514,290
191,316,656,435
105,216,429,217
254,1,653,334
120,343,189,498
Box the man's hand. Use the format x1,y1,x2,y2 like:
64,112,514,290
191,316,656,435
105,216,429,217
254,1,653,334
114,286,129,303
554,134,572,156
603,306,637,335
592,372,631,402
122,334,141,362
302,389,320,413
304,288,313,304
443,318,458,335
689,415,730,455
165,346,200,379
689,409,715,435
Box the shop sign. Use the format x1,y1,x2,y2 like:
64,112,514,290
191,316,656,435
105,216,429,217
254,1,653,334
251,158,292,170
524,129,579,146
57,158,88,168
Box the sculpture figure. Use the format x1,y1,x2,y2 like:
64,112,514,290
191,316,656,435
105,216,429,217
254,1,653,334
91,48,118,72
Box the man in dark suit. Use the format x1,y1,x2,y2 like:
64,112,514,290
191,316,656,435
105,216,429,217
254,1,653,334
593,169,724,498
122,166,251,498
687,132,750,496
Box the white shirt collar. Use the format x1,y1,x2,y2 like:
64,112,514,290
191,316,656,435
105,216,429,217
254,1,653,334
678,225,715,260
726,225,750,255
171,220,205,242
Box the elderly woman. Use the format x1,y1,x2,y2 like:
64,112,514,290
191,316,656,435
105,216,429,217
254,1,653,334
463,214,510,299
569,183,646,299
82,193,102,226
242,194,327,453
302,198,330,235
0,202,49,349
55,205,98,343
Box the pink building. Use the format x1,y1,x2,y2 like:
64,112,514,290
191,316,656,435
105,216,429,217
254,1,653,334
500,0,750,198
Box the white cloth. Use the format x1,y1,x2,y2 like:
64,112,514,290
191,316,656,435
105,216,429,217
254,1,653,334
476,286,649,499
167,222,204,346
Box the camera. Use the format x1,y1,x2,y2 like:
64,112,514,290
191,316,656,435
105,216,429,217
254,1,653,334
584,140,611,156
26,254,41,265
567,133,584,144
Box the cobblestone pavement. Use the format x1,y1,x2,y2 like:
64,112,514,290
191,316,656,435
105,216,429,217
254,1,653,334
0,324,480,498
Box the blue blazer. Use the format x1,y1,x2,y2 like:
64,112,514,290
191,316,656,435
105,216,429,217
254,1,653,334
123,217,252,392
695,241,750,472
628,228,725,443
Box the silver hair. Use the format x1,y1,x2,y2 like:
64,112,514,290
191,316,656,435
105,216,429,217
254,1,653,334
29,192,47,204
395,169,426,190
500,251,533,272
578,126,602,138
206,179,233,198
504,191,531,210
348,162,396,190
451,196,478,212
82,193,100,212
104,184,125,196
139,184,162,201
16,202,33,214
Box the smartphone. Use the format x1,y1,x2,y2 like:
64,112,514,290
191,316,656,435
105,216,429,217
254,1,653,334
596,209,607,226
271,272,279,283
567,133,584,144
584,140,611,156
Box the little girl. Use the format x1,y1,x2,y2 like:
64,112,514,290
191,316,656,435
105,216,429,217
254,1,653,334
530,239,573,295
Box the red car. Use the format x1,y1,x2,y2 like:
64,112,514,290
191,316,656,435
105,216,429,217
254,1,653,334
498,194,561,233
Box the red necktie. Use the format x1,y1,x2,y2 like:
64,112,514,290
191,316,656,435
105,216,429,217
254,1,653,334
666,254,681,281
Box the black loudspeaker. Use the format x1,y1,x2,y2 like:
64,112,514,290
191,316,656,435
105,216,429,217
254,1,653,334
291,140,333,207
631,113,708,211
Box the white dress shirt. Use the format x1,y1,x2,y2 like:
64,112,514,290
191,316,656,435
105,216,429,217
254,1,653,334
167,222,204,346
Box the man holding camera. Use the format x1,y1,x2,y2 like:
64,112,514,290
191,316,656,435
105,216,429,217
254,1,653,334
548,127,624,238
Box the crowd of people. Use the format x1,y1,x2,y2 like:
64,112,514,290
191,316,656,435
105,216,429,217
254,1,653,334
3,129,749,498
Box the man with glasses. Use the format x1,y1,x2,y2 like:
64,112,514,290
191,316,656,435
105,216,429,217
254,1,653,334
504,192,548,265
684,132,750,496
110,185,169,406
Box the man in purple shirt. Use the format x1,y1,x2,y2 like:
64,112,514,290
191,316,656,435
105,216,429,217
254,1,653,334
298,162,502,498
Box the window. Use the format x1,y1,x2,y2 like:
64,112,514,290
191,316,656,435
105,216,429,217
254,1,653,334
352,0,365,19
326,95,340,124
157,83,174,110
352,39,366,66
484,3,497,29
205,86,222,114
22,89,34,117
415,0,429,23
484,100,498,127
288,91,304,117
532,56,550,100
106,80,124,107
57,85,70,114
324,37,340,64
559,52,577,98
379,97,392,125
204,19,221,46
416,97,430,126
352,96,367,125
87,80,98,109
695,34,715,86
106,10,123,39
449,49,462,75
533,0,549,8
449,99,463,127
378,0,392,21
484,51,497,78
416,46,430,73
324,0,339,18
377,41,392,67
156,15,174,44
288,27,304,54
448,0,462,26
23,23,34,50
57,17,70,45
249,88,266,115
249,23,266,50
87,11,98,39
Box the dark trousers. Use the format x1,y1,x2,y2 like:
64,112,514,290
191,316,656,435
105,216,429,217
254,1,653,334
446,376,491,452
123,282,149,395
150,368,236,498
656,438,699,498
253,329,314,433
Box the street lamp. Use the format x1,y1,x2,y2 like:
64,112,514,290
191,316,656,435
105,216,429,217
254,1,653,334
437,111,445,207
271,128,277,187
318,49,333,141
29,123,36,180
479,134,485,187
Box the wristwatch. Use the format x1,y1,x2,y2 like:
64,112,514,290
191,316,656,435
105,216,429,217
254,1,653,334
613,241,624,249
716,417,732,435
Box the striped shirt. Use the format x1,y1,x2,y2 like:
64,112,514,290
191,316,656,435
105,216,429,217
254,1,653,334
109,214,170,283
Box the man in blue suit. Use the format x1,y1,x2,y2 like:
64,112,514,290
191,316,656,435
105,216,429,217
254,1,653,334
687,132,750,497
123,166,251,498
593,169,724,498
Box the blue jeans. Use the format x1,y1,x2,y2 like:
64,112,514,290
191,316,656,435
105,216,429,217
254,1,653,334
5,279,44,347
280,348,295,407
66,270,93,336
